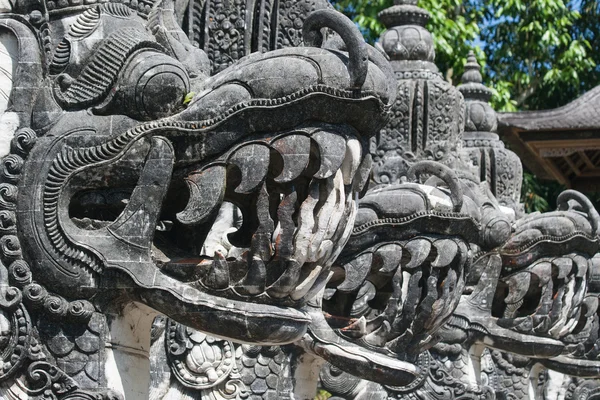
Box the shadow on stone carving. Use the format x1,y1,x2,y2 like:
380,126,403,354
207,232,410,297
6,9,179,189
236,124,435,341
0,0,599,398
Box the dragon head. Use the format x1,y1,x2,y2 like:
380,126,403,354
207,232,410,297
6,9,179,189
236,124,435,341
452,190,600,360
5,10,397,349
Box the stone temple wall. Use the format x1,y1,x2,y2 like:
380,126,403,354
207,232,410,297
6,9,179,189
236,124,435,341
0,0,597,399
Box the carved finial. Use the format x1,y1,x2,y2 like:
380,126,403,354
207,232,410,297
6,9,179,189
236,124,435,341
379,0,430,28
458,50,496,132
378,0,434,62
458,50,492,102
461,51,483,84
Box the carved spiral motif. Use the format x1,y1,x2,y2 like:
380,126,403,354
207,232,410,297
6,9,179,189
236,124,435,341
0,235,21,261
319,364,362,395
25,361,78,396
0,210,16,234
43,294,69,318
1,155,23,183
8,260,32,287
0,302,31,381
0,183,17,210
23,283,48,307
22,282,94,322
11,128,37,156
217,378,247,399
68,300,95,320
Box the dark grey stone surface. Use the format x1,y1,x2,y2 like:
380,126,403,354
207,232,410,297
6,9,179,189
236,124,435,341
0,0,599,398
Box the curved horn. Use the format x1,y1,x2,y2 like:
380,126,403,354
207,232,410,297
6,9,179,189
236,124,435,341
407,161,463,212
557,189,600,236
0,18,44,128
303,9,369,89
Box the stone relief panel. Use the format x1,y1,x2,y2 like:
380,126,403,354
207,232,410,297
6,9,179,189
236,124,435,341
187,0,331,74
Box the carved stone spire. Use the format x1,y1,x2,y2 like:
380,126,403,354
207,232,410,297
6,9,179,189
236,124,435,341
371,0,465,185
458,51,523,212
459,51,496,133
378,0,435,63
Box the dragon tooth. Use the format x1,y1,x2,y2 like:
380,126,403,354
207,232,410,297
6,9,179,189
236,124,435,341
549,278,576,338
431,239,458,268
504,273,531,305
201,251,230,289
363,320,391,347
341,138,361,185
271,190,297,270
438,268,459,318
271,222,281,245
573,255,589,278
235,256,266,296
267,259,303,299
530,261,552,286
350,281,377,317
552,257,573,279
351,154,372,193
380,268,403,323
340,316,367,338
442,268,458,298
571,276,587,312
498,316,533,334
532,315,550,334
290,264,323,301
250,184,274,259
323,190,358,267
559,308,581,337
365,315,385,334
404,239,432,270
311,130,347,179
336,252,373,293
315,240,334,262
307,174,338,262
272,134,311,183
302,269,334,302
292,180,320,265
176,165,226,225
228,143,270,194
583,296,599,317
322,170,346,244
375,243,403,273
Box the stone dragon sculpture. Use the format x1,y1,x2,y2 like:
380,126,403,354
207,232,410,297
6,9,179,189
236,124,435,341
319,2,600,400
0,0,599,398
0,0,416,398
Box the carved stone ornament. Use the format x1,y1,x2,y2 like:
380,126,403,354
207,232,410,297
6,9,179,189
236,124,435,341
458,51,523,215
0,0,598,398
320,1,600,400
371,0,465,186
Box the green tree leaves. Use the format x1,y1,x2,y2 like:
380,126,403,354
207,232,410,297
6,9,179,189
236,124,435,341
332,0,598,112
481,0,596,111
332,0,600,212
